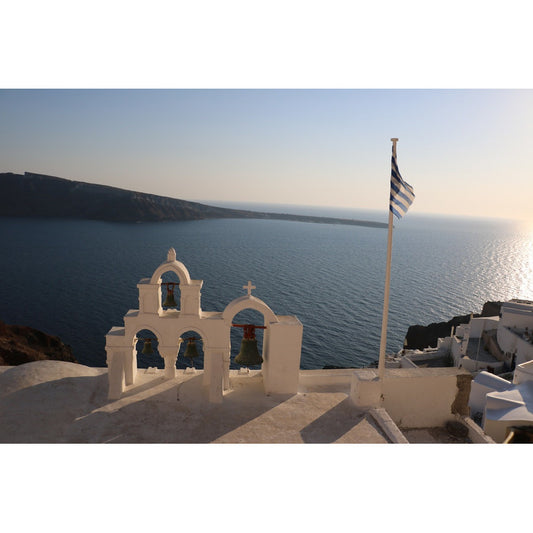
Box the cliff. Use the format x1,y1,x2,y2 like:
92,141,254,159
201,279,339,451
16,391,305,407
0,172,387,228
0,320,77,366
405,301,503,350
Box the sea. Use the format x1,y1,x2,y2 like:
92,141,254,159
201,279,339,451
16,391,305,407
0,203,531,370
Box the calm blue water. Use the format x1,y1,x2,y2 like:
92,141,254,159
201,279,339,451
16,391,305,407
0,206,531,369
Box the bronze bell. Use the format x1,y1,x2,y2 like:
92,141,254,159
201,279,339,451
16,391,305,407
184,338,200,359
163,283,177,308
235,338,263,367
141,338,153,355
232,323,266,367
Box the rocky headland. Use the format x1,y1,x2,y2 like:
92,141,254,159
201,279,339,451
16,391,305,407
0,320,77,366
0,172,387,228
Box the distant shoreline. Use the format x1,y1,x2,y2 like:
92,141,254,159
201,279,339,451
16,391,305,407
241,211,387,228
0,212,388,229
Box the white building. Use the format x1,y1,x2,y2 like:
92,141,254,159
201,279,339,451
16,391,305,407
470,360,533,442
457,302,533,442
400,299,533,376
496,300,533,367
451,316,504,373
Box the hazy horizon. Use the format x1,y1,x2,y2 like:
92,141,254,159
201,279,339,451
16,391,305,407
2,166,529,227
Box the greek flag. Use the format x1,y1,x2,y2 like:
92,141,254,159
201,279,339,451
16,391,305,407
390,150,415,219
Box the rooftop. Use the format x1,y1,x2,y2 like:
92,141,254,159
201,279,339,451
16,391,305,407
0,361,390,443
0,361,483,444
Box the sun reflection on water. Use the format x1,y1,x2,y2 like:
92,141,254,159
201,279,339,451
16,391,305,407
484,221,533,303
518,232,533,300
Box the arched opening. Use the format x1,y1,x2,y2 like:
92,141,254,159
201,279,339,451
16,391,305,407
177,330,205,369
160,271,181,311
230,309,266,370
134,328,162,369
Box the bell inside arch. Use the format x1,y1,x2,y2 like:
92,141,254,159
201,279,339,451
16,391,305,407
163,282,178,308
232,323,266,367
141,338,153,355
235,338,263,367
184,337,200,360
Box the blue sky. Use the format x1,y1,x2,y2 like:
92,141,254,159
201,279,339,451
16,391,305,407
2,88,532,222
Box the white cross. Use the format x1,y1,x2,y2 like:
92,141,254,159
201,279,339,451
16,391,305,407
243,280,256,297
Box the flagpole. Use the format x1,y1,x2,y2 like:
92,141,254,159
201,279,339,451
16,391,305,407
378,137,398,380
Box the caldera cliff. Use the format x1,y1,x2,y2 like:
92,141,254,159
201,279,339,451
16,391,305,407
0,320,77,366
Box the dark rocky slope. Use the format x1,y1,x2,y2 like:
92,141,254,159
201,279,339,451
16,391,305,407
0,320,77,366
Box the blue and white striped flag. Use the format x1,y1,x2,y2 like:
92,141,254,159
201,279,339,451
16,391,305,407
390,150,415,219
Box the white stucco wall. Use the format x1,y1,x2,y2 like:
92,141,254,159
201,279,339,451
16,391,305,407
469,371,512,416
451,337,464,365
298,369,354,392
469,317,499,337
263,317,303,394
513,360,533,384
436,336,453,351
500,303,533,329
455,324,468,338
458,355,504,374
350,368,471,429
483,418,516,443
497,327,533,365
483,380,533,442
